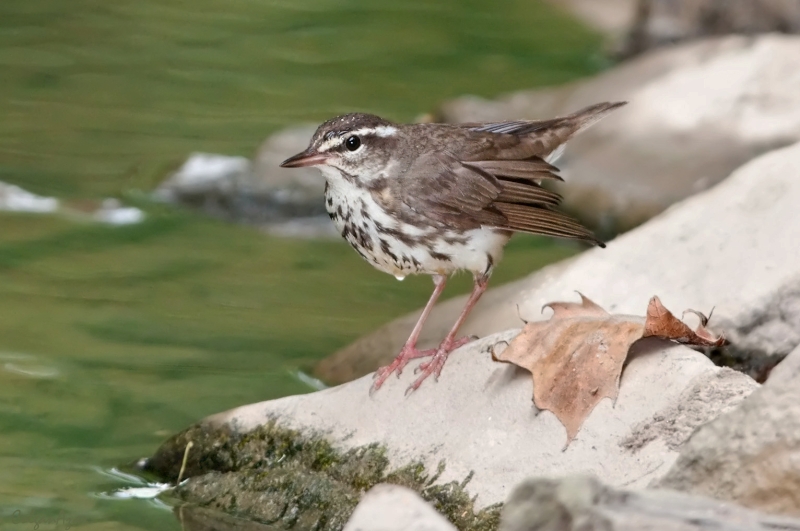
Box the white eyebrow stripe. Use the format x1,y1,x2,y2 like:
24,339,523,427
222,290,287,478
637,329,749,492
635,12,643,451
318,125,398,152
352,125,397,138
320,136,344,151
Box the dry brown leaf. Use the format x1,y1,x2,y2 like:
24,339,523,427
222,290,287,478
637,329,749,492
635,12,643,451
492,293,727,448
644,297,727,347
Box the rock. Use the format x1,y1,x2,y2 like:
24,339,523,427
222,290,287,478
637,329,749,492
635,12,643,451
318,141,800,383
621,368,758,452
499,475,800,531
543,0,637,36
92,198,145,226
154,152,251,203
263,215,340,239
657,342,800,515
145,334,756,526
173,505,279,531
0,181,59,213
342,484,457,531
439,35,800,234
765,344,800,388
153,126,330,233
251,124,325,210
621,0,800,58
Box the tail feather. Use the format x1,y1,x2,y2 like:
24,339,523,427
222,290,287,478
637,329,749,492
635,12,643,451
470,101,626,160
460,101,624,248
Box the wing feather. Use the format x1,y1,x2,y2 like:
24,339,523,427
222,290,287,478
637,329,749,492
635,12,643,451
397,152,505,229
390,103,625,246
494,202,604,246
464,159,563,181
496,180,562,206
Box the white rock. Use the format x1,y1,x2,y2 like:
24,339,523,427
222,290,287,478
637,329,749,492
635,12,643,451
154,153,251,201
152,133,329,231
621,0,800,57
514,141,800,360
93,198,145,225
0,181,59,213
343,484,456,531
657,342,800,516
620,36,800,143
208,335,755,509
766,343,800,388
157,153,250,193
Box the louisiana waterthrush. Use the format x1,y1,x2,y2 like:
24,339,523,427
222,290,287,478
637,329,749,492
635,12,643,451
281,102,625,393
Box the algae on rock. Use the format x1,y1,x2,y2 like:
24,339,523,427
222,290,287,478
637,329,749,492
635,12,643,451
143,419,500,531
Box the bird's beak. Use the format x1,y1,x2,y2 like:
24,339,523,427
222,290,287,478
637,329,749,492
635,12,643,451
279,149,329,168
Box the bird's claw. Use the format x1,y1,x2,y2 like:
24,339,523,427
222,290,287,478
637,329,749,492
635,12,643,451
370,345,435,394
374,335,477,395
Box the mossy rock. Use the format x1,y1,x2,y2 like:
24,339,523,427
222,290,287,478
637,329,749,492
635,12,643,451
143,419,500,531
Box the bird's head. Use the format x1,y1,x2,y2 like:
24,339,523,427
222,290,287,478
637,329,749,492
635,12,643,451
280,113,399,182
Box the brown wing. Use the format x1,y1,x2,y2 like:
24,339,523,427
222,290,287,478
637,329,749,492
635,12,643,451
396,151,603,247
394,102,626,247
483,158,603,246
396,151,507,230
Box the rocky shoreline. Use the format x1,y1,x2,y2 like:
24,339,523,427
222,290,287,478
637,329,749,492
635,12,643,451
142,33,800,531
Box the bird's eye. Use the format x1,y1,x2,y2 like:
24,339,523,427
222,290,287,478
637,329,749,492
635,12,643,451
345,135,361,152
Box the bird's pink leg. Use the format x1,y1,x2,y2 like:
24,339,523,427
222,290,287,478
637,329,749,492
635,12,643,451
407,275,489,393
370,275,448,393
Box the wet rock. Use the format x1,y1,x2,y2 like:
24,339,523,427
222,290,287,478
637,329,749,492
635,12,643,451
621,0,800,58
144,419,499,531
657,342,800,515
439,35,800,235
343,484,457,531
92,198,146,226
317,141,800,383
174,505,283,531
499,475,800,531
154,152,251,206
146,333,756,527
153,126,330,233
0,181,59,213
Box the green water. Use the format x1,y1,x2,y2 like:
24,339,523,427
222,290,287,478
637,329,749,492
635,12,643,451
0,1,603,529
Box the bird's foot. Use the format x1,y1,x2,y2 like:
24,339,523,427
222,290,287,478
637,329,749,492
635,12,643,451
405,335,476,395
370,345,436,394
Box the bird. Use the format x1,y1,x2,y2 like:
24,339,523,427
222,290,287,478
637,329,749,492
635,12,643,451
280,102,625,394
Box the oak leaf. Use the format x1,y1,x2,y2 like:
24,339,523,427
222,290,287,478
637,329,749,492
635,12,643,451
492,293,726,447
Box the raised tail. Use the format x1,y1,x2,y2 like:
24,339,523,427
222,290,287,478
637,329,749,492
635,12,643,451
469,101,627,162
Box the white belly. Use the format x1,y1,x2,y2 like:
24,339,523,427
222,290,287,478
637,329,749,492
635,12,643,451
324,173,510,278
